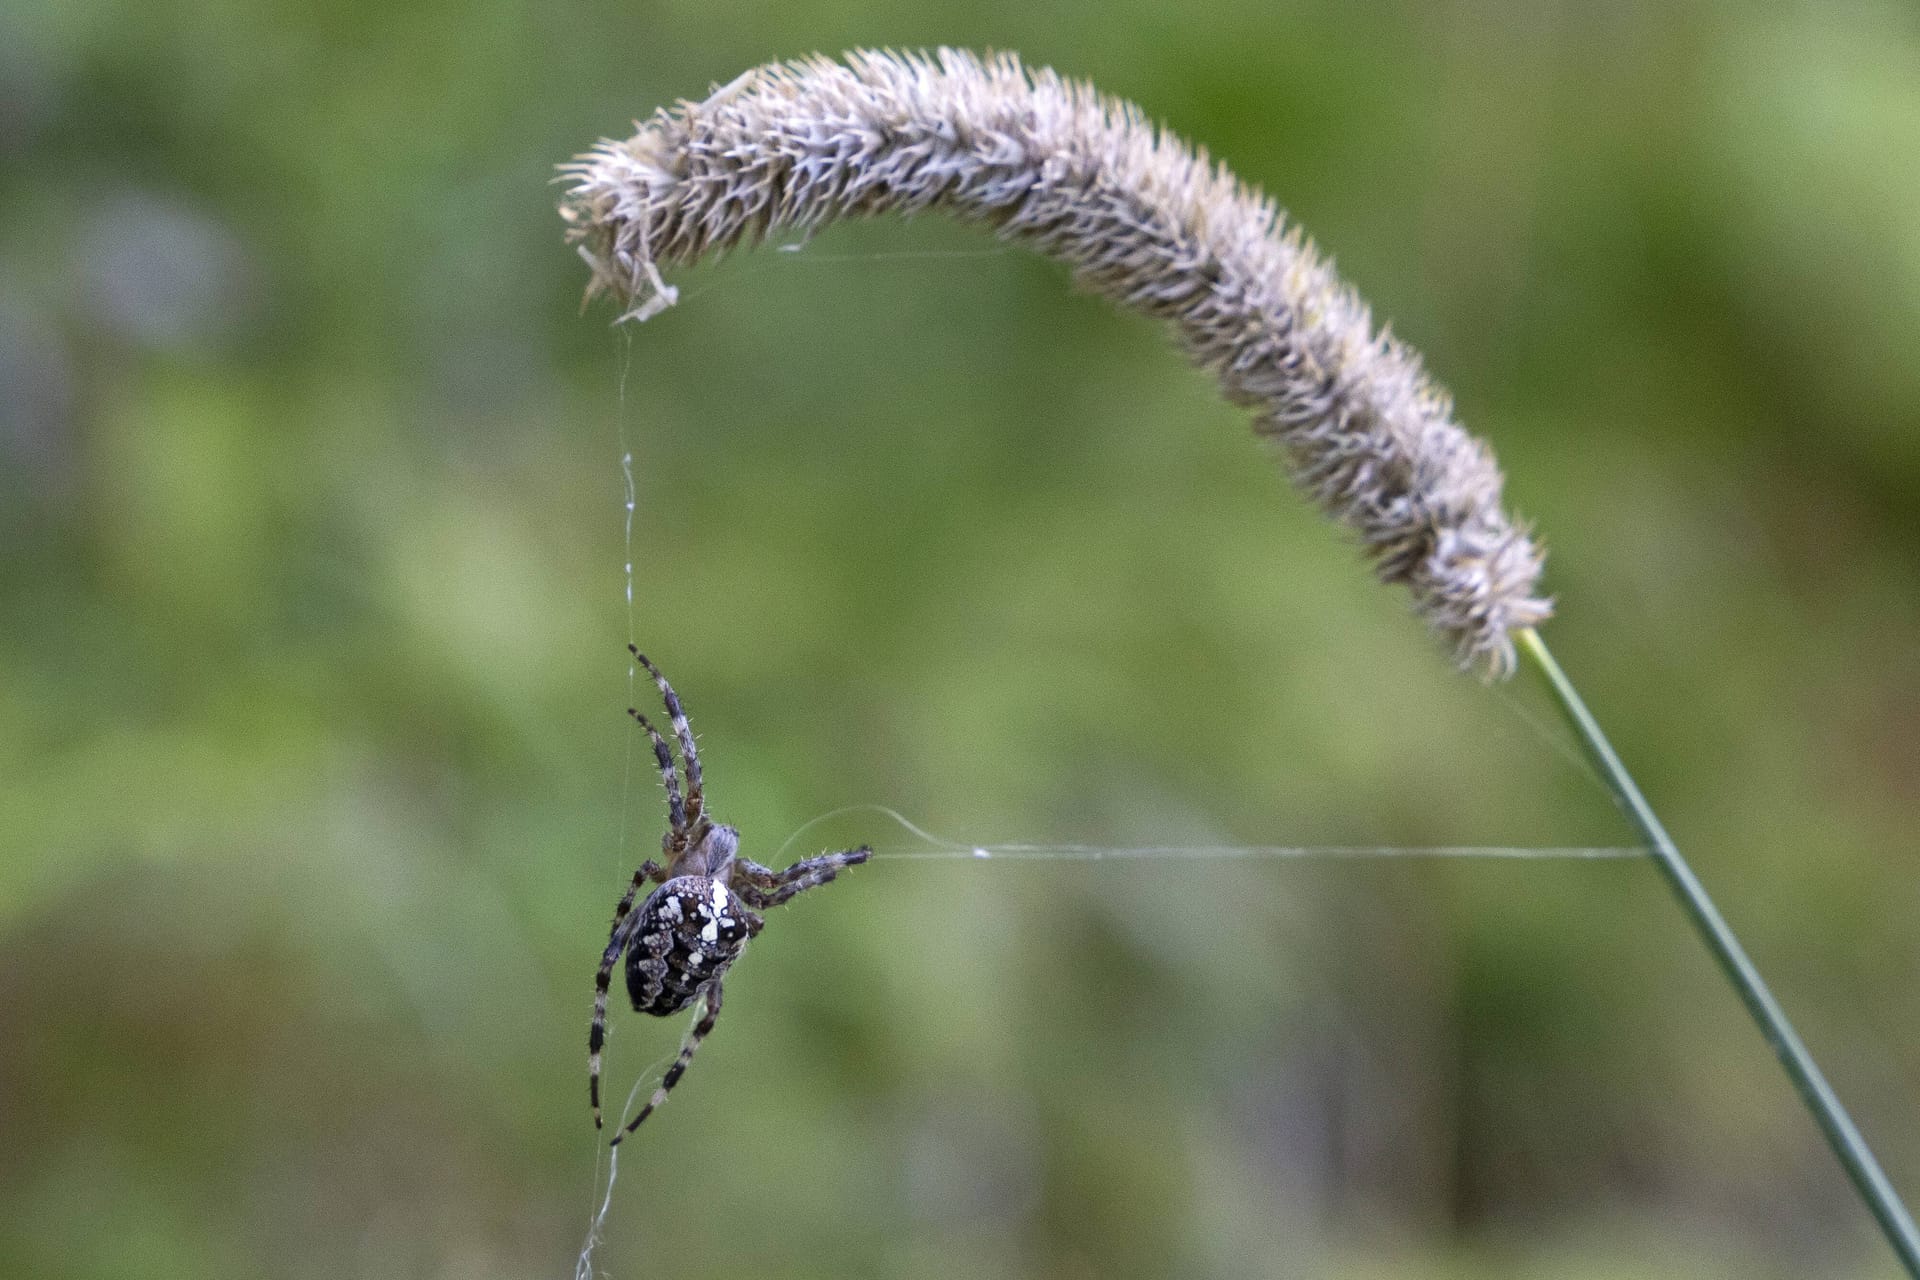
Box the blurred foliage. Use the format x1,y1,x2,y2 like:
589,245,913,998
2,1,1917,1277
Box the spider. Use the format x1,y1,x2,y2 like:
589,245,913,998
589,645,870,1146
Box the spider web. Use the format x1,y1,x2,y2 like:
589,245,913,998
768,804,1641,867
576,328,642,1280
575,1048,674,1280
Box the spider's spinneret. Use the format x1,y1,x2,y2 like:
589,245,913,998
626,875,752,1015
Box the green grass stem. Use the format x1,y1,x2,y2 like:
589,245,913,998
1517,626,1920,1276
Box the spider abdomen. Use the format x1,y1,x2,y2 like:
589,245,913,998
625,875,750,1016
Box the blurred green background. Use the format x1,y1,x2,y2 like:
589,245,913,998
3,1,1917,1277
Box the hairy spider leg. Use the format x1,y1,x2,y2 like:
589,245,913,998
589,859,668,1128
735,846,873,910
609,979,724,1146
627,707,686,851
631,646,704,833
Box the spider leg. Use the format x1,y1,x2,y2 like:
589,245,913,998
609,978,725,1147
627,707,686,852
590,858,668,1128
630,647,704,832
734,846,872,909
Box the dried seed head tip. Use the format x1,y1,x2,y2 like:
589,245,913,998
559,48,1552,677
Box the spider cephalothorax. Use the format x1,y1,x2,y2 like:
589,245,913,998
589,647,869,1145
